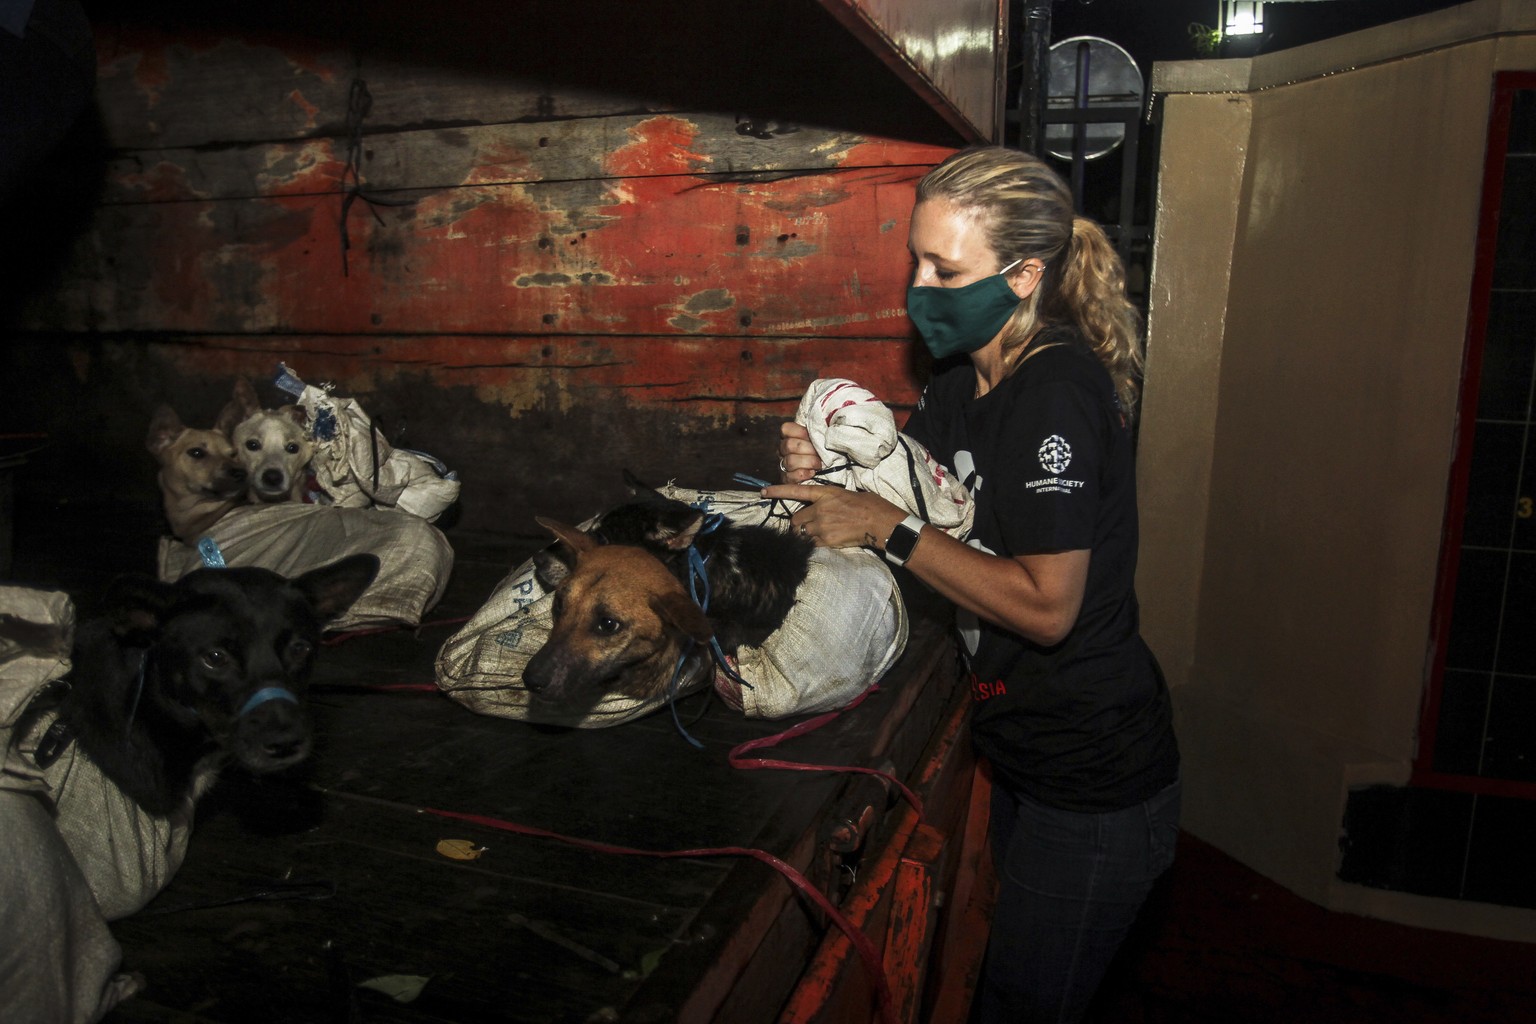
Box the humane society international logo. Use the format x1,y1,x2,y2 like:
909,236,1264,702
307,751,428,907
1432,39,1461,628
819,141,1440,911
1037,435,1072,474
1027,434,1085,495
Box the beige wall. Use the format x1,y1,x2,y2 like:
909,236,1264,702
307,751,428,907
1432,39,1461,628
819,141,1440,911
1140,0,1536,940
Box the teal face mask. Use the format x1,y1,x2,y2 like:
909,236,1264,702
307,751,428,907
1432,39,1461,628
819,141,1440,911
906,259,1024,359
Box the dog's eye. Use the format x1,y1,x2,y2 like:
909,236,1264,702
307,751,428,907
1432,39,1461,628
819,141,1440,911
287,638,313,659
201,648,230,670
245,439,261,451
594,616,622,636
187,446,206,460
285,442,301,454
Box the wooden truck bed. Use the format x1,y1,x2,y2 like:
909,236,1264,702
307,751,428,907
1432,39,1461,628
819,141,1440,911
33,526,992,1024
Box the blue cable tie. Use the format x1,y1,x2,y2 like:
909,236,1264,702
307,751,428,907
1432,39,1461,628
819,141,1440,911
273,362,306,397
732,473,772,489
197,537,227,568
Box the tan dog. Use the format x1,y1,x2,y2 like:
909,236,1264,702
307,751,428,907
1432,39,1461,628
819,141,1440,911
227,377,313,503
523,518,713,712
145,398,248,544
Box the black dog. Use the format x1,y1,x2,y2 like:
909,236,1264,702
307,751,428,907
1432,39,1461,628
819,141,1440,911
61,555,380,815
577,482,814,656
1,554,378,1020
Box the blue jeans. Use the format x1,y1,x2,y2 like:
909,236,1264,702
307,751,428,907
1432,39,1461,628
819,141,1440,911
972,777,1181,1024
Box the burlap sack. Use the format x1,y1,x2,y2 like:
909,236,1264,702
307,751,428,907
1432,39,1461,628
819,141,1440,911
796,377,974,538
1,585,173,1022
435,486,908,725
157,503,453,631
274,363,461,522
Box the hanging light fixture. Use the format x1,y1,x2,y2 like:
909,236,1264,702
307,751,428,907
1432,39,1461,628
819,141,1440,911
1222,1,1265,37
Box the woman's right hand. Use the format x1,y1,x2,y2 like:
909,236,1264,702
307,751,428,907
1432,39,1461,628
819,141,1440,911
778,421,822,484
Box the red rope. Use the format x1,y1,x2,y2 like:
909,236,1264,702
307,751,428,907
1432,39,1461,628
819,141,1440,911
309,630,911,1021
727,685,923,817
416,802,897,1024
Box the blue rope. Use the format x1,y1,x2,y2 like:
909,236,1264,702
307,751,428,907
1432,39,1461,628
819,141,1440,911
124,649,148,744
666,511,768,748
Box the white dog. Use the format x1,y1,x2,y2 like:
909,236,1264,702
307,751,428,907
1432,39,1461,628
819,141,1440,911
228,378,314,503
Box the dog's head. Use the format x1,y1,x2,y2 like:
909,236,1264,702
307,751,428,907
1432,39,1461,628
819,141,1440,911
145,403,247,503
103,554,378,778
523,517,713,711
228,377,314,503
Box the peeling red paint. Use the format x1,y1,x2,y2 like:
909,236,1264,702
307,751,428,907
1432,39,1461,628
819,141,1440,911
606,115,708,178
286,88,322,130
57,167,916,338
114,160,200,203
465,141,538,187
125,46,170,107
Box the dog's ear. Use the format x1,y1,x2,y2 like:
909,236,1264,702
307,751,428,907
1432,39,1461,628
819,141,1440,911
146,405,186,455
536,517,597,555
657,511,707,552
534,518,596,590
652,591,714,644
621,468,659,496
532,548,574,590
280,403,308,428
291,554,380,624
101,573,180,641
216,378,261,434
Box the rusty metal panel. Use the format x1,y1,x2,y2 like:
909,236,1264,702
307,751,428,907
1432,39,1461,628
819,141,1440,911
816,0,1007,143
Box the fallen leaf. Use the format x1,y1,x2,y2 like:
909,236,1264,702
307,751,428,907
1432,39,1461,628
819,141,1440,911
357,974,430,1003
435,838,486,861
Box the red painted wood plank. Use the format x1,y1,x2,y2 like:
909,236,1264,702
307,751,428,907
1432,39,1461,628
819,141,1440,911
34,167,932,339
100,115,953,205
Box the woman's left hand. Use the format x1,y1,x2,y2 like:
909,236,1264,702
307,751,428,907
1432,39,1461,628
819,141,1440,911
762,483,907,551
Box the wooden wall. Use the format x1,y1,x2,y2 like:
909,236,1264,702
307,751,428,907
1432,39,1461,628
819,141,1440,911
4,0,964,542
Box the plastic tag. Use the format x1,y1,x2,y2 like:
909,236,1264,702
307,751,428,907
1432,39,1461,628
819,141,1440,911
197,537,227,568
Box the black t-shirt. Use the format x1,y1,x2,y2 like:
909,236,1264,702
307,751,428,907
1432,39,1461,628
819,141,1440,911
904,325,1179,812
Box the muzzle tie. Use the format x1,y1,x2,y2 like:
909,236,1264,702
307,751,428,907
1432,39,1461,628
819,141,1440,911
239,687,299,717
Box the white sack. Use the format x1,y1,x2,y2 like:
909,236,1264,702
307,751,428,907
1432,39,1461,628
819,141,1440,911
158,504,453,632
275,363,460,522
796,378,973,538
435,485,908,724
1,586,171,1023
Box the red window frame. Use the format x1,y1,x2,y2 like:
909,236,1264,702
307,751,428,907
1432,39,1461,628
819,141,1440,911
1413,71,1536,798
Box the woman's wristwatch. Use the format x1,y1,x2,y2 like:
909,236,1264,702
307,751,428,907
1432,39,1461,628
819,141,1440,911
883,515,926,567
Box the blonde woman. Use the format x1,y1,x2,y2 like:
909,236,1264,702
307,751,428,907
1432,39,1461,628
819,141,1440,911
765,146,1179,1023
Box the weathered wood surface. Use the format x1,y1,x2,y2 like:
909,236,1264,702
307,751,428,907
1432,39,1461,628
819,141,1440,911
8,2,958,538
30,163,930,337
89,1,963,151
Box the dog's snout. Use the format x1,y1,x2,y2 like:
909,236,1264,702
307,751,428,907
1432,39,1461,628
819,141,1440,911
236,699,311,771
522,653,550,693
261,468,286,487
262,735,308,761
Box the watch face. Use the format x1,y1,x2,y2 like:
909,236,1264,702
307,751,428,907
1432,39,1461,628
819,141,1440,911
887,524,919,562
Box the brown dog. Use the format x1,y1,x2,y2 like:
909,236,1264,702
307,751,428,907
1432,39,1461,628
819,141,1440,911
227,377,314,504
523,518,713,712
145,396,248,544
